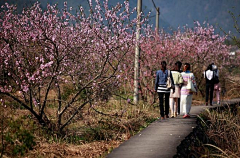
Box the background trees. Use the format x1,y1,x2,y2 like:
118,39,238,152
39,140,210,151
126,22,235,103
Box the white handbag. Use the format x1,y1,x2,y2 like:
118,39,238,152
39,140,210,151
186,73,196,92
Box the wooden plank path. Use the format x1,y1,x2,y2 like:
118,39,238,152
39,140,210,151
107,99,240,158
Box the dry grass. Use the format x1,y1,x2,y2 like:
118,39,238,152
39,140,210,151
1,72,239,158
25,140,121,158
0,97,159,158
199,104,240,158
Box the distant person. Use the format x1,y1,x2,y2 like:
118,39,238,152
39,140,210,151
180,63,197,118
212,64,221,104
204,63,216,106
155,61,174,120
169,62,183,118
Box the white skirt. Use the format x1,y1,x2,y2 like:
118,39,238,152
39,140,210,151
170,85,180,98
180,94,193,115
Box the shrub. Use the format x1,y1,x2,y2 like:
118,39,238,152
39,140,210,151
3,118,36,156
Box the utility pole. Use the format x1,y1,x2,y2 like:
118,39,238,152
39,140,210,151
133,0,142,104
156,7,159,32
152,0,160,33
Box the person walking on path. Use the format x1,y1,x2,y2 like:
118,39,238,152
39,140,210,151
180,63,197,118
204,63,216,106
175,61,183,115
155,61,174,120
169,63,183,118
212,64,221,104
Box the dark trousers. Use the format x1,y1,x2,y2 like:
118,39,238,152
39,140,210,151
158,92,170,117
206,83,214,105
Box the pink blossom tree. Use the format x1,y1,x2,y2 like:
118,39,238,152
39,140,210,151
0,0,146,133
1,0,239,135
131,22,238,102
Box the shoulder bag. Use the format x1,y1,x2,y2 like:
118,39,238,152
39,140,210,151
166,70,173,89
186,73,196,92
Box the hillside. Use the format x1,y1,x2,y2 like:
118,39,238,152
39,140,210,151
143,0,240,36
0,0,239,36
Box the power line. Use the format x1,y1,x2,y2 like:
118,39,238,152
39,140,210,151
151,0,160,15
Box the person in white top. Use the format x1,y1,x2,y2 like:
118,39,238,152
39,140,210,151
169,63,183,118
204,64,215,106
